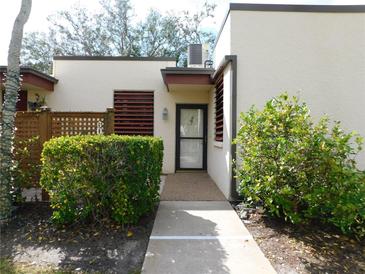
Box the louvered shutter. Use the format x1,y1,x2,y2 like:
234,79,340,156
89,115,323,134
114,91,154,135
215,74,224,142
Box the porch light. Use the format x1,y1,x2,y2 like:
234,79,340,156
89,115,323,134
162,107,168,120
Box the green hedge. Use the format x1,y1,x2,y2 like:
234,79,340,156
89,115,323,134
40,135,163,225
235,93,365,238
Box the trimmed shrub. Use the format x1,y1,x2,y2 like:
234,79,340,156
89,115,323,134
40,135,163,225
235,93,365,238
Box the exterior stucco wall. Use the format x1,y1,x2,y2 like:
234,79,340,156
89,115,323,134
159,88,210,173
50,59,209,173
206,12,234,199
207,64,233,198
51,60,175,111
214,14,231,66
231,10,365,168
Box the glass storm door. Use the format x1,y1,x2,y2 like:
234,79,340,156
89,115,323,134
176,104,207,170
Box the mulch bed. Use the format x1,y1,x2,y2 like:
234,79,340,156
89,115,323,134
0,202,156,273
234,206,365,274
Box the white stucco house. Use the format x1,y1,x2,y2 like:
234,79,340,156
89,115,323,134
1,3,365,199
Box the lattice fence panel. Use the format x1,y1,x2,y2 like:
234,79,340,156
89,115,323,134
0,110,111,190
14,112,41,139
14,112,41,159
50,112,106,137
14,112,42,186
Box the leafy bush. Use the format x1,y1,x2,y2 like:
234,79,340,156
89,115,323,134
40,135,163,225
11,137,41,203
235,93,365,238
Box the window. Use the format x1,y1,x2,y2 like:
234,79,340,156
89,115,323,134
114,90,154,135
215,74,224,142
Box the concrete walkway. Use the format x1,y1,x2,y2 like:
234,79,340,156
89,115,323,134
142,201,276,274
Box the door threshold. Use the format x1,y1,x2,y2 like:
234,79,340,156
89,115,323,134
175,170,207,173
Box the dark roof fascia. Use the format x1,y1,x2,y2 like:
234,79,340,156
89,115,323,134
213,56,233,80
226,55,238,201
0,66,58,83
162,67,214,75
230,3,365,13
54,56,176,62
213,3,365,51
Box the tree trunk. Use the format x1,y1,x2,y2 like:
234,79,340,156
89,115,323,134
0,0,32,220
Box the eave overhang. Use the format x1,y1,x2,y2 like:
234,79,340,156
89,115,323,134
0,66,58,92
161,67,215,92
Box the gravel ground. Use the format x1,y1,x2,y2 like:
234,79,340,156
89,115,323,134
233,204,365,274
0,203,155,274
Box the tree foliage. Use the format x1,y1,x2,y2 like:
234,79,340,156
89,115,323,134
235,93,365,238
21,0,216,73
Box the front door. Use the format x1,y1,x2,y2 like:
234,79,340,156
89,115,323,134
176,104,207,170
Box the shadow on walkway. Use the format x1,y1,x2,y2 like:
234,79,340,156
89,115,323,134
143,208,230,274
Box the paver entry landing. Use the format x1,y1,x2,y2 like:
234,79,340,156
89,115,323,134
161,173,225,201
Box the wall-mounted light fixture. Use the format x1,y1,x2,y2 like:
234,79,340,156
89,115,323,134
162,107,168,120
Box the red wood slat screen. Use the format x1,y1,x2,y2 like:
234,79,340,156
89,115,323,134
114,91,154,136
215,74,224,142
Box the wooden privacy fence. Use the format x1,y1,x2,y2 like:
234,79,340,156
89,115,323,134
1,108,115,192
14,106,114,145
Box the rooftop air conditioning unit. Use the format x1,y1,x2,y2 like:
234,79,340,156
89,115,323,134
188,44,211,68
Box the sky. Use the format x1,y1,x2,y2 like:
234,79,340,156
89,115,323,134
0,0,364,65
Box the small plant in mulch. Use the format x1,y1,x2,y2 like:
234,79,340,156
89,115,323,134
234,202,258,220
235,207,365,274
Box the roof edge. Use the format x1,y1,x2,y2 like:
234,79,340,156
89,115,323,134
0,66,58,83
230,3,365,13
161,67,215,89
54,56,176,61
161,67,214,75
213,3,365,53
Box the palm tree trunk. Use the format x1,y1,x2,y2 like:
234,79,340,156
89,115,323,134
0,0,32,220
